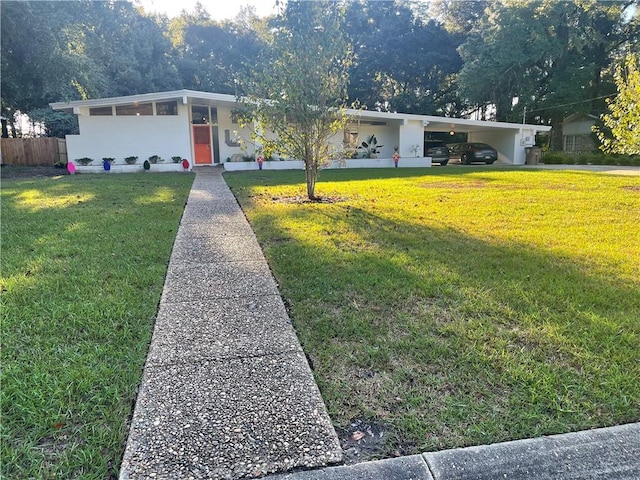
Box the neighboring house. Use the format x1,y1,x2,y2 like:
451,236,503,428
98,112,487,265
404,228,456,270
562,112,598,152
50,90,551,170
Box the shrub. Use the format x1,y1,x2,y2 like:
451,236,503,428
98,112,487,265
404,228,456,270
541,152,571,164
148,155,163,164
171,156,182,164
102,157,115,164
124,156,138,165
75,157,93,166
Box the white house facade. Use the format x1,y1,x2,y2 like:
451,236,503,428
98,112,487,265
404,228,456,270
50,90,551,171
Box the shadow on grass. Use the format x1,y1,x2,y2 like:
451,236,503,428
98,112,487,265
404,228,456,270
238,192,639,459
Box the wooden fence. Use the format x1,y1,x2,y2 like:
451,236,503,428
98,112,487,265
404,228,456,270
1,138,67,166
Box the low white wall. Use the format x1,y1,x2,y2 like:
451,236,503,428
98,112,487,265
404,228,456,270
224,157,432,171
69,163,188,174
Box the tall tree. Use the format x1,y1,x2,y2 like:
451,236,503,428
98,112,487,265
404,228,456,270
346,1,464,115
1,1,181,136
450,0,638,148
168,5,267,94
238,0,352,200
1,2,100,134
594,53,640,155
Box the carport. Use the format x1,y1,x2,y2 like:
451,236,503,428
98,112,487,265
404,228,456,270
421,116,551,165
344,108,552,165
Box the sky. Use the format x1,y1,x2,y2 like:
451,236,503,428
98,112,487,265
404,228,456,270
135,0,281,21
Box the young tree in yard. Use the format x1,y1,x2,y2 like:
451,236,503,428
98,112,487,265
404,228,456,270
238,1,351,200
595,54,640,155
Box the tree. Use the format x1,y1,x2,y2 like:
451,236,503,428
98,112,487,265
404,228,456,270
28,108,79,138
1,1,181,136
595,54,640,155
238,1,352,200
345,1,464,115
167,5,268,95
450,0,638,145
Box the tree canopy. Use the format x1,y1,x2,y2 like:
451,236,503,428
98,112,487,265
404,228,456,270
595,54,640,155
1,0,638,153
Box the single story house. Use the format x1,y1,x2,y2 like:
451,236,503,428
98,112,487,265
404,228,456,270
562,112,598,153
50,89,551,171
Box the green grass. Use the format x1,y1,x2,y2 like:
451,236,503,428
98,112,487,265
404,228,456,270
225,167,640,457
1,173,193,478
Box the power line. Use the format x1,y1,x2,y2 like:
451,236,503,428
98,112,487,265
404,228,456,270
527,94,616,113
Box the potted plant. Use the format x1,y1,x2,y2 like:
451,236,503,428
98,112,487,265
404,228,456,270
102,157,115,171
148,154,163,164
76,157,93,166
124,156,138,165
171,156,182,164
357,135,384,159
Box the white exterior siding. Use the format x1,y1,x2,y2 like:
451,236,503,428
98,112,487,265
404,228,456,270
67,104,192,165
399,120,424,158
469,129,522,164
217,106,254,161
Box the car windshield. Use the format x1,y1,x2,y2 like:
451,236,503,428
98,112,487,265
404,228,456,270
470,143,492,149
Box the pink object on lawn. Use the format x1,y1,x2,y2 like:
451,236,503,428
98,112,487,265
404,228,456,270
67,161,76,174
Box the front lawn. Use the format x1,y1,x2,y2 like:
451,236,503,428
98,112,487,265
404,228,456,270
1,173,193,478
225,168,640,460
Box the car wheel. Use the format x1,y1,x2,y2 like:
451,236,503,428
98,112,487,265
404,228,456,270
441,160,448,166
486,160,495,165
461,154,468,165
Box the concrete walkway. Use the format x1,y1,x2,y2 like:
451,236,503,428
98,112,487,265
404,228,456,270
121,166,640,479
120,167,342,479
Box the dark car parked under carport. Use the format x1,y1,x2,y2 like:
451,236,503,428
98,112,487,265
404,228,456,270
448,142,498,165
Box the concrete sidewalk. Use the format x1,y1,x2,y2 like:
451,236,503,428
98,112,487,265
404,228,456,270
268,422,640,480
120,167,342,479
121,167,639,479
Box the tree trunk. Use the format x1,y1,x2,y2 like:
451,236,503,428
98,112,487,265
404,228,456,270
305,160,317,200
549,113,564,151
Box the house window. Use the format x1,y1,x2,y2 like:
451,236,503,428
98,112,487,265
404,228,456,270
116,103,153,116
564,135,576,152
563,134,593,152
191,105,209,124
90,106,113,116
156,101,178,116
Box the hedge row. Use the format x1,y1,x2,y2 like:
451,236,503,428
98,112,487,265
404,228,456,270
542,152,640,166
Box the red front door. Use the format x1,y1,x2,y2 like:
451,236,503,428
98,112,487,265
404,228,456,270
193,126,211,164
